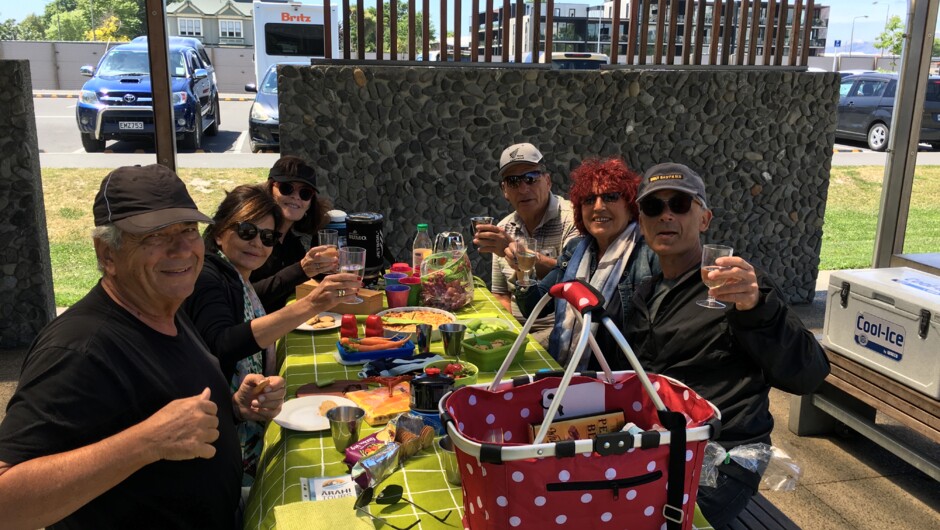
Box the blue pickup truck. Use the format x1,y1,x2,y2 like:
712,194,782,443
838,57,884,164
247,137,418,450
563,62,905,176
76,38,220,152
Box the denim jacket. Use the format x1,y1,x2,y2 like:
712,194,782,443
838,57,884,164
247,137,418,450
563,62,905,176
515,235,660,358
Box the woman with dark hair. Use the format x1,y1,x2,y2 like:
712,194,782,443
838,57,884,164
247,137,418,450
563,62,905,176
250,155,337,311
183,184,360,484
515,157,659,370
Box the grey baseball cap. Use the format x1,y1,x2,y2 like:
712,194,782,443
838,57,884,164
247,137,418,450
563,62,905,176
498,143,543,177
638,163,709,208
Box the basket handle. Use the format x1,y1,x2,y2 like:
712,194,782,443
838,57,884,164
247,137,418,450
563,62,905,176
488,279,612,391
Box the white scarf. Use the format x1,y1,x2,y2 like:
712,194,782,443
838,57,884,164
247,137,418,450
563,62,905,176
556,223,638,369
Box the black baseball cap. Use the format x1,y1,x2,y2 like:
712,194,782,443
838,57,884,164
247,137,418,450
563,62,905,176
638,163,709,208
93,164,213,234
267,156,319,191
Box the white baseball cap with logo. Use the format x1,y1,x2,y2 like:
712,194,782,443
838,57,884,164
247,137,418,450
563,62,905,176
498,143,544,177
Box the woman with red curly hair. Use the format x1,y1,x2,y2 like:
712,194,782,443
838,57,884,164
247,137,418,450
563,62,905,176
515,157,659,369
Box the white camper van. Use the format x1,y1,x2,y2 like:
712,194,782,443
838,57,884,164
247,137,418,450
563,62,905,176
252,1,341,85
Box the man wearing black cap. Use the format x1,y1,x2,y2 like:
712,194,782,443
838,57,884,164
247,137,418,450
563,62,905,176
474,143,578,343
0,165,286,528
625,162,829,527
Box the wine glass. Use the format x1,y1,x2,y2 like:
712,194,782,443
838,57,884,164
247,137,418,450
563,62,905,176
515,236,538,288
696,244,734,309
339,246,367,303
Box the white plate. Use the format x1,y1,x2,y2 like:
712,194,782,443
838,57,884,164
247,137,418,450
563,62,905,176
273,395,357,431
295,312,342,332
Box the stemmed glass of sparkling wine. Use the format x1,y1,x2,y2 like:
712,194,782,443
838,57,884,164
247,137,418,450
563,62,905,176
515,236,538,288
696,244,734,309
339,246,367,303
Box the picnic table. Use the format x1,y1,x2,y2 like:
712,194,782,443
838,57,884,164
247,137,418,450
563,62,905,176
243,286,561,530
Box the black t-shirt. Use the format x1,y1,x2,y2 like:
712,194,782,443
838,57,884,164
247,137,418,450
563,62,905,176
0,283,242,529
249,230,310,312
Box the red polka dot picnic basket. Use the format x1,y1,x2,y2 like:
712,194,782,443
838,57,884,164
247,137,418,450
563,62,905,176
440,280,721,530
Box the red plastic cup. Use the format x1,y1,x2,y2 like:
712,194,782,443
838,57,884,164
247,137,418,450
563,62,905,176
385,284,411,308
390,263,414,276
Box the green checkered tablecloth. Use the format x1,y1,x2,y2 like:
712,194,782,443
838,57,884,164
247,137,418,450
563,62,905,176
243,287,560,530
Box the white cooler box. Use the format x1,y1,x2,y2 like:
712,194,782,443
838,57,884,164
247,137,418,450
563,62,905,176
823,267,940,400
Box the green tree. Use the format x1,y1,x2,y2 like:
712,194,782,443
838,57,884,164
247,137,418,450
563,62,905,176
17,14,47,40
933,38,940,57
0,17,18,40
874,15,904,57
40,0,143,41
347,2,436,55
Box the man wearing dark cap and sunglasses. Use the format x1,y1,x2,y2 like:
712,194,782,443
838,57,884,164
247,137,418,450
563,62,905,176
473,143,578,344
624,162,829,528
0,165,287,528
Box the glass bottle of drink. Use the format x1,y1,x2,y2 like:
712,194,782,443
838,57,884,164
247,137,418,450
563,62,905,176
412,223,433,273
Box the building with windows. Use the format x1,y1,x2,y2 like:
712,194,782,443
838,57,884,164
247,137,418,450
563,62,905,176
166,0,254,47
476,1,830,61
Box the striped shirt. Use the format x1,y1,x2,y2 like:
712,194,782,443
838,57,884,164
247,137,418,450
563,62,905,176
491,194,579,325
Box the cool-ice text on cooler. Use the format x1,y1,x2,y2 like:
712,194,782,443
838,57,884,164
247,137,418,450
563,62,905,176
856,314,905,347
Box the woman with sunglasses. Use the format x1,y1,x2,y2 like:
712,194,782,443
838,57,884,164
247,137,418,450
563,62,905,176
250,156,336,312
515,158,659,369
183,184,360,485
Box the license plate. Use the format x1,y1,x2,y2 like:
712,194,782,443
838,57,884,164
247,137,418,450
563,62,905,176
119,121,144,130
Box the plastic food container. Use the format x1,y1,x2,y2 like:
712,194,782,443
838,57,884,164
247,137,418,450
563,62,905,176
336,340,416,363
424,360,479,388
458,317,516,337
461,330,528,372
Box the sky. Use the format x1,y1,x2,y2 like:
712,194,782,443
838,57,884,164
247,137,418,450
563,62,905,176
0,0,929,55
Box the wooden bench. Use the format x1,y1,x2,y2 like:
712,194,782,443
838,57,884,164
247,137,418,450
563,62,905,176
789,348,940,481
730,493,801,530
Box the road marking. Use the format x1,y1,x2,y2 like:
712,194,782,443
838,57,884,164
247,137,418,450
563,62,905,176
234,130,248,152
72,148,86,154
35,115,76,119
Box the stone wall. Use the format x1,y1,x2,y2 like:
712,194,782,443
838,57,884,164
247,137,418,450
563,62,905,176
279,65,839,304
0,61,56,348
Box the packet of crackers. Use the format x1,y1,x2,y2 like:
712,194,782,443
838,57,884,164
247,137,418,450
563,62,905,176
344,413,436,466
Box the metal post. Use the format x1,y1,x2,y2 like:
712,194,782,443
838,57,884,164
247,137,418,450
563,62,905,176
850,15,868,57
873,0,940,267
596,5,602,53
144,0,176,171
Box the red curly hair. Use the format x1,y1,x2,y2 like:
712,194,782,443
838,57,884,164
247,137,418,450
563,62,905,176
569,158,641,235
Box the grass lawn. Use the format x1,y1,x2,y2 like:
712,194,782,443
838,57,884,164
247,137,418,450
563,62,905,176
40,166,940,307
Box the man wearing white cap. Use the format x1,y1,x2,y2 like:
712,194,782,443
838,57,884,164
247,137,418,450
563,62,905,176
0,164,286,528
473,143,578,342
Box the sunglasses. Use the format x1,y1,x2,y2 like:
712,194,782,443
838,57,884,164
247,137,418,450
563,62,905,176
502,171,543,189
581,191,623,205
273,181,316,201
234,221,280,247
638,194,695,217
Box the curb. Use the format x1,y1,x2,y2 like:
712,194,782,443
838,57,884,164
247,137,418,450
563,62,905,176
33,93,252,102
833,148,864,153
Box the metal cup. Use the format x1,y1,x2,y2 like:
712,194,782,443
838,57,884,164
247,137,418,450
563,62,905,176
439,435,461,485
416,323,433,354
325,406,365,453
439,323,467,360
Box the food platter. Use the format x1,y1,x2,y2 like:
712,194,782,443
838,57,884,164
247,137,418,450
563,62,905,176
273,395,357,431
376,306,457,341
295,312,342,332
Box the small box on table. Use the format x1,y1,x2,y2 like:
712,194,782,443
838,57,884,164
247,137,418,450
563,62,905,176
823,267,940,400
295,279,383,315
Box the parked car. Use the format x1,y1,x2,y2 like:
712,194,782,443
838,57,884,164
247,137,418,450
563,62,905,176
76,39,220,152
522,51,609,69
244,62,306,153
835,72,940,151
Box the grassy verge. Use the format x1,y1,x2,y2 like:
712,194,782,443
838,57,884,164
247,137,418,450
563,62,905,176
41,166,940,307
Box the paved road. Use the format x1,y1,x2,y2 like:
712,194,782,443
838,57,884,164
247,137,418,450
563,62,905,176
31,96,940,168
